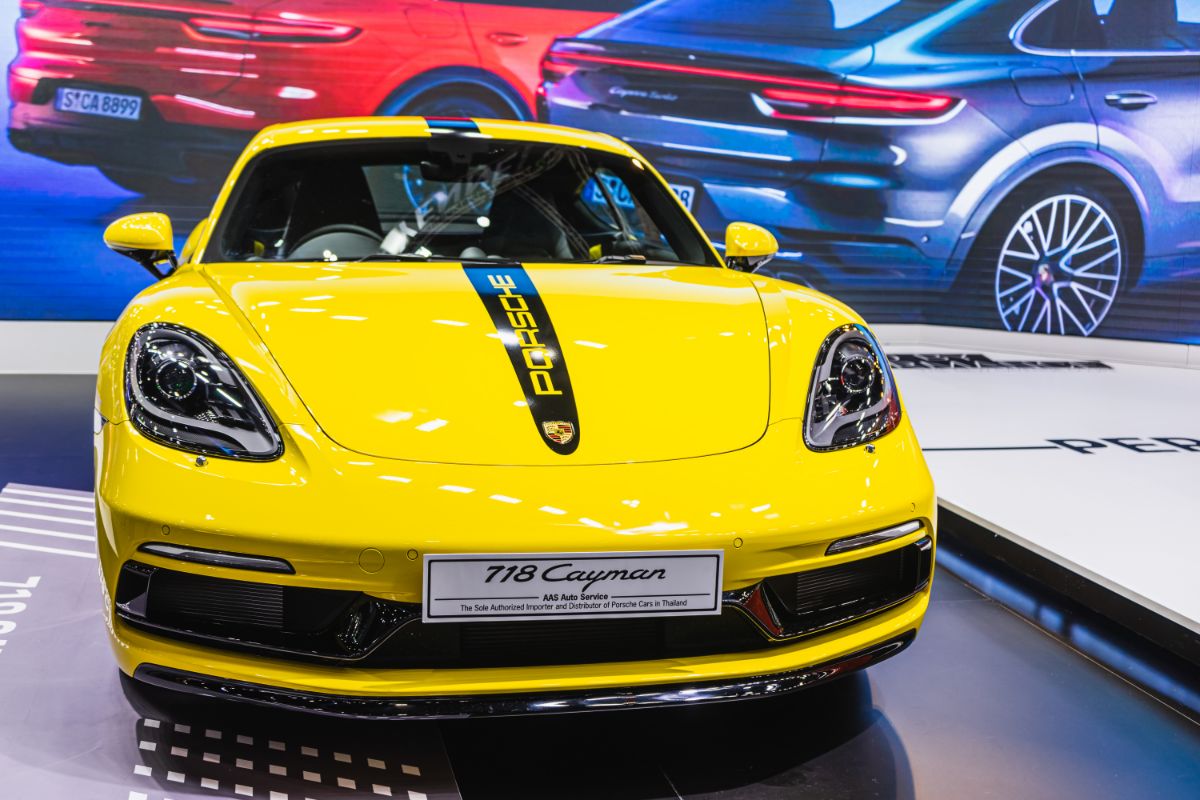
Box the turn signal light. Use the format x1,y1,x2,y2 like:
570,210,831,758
187,16,360,43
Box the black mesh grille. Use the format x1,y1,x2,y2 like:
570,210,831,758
115,538,932,669
149,570,284,628
764,537,933,636
370,610,768,669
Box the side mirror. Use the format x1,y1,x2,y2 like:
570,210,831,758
724,221,778,273
103,212,177,279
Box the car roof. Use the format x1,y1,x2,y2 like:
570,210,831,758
247,117,636,158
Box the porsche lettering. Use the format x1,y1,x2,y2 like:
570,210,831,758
489,274,562,396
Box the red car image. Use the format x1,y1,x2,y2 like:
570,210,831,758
7,0,638,195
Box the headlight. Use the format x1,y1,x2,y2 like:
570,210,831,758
125,323,282,460
804,324,901,451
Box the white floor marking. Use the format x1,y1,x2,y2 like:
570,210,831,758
269,764,286,776
138,741,155,752
235,784,252,796
128,792,148,800
408,792,428,800
337,777,356,789
133,765,151,777
302,770,320,782
373,786,393,796
143,719,160,729
200,777,219,790
0,539,95,558
237,758,253,769
401,764,420,777
269,740,285,751
206,729,222,739
334,752,351,763
300,746,318,757
0,497,95,515
203,752,220,763
0,508,94,525
237,734,254,745
270,792,287,800
2,487,94,503
171,746,188,757
368,758,386,770
167,771,184,783
0,523,93,541
174,724,191,734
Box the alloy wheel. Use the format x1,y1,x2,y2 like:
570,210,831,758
994,194,1122,336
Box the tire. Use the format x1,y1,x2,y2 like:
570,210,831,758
956,183,1129,337
398,85,520,120
100,168,218,201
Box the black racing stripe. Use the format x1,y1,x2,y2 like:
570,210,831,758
425,117,481,134
464,265,580,455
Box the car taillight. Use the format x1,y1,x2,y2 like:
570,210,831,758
542,56,579,81
187,16,360,44
19,0,43,18
547,51,960,122
757,85,956,121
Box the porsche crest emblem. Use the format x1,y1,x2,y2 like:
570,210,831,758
542,420,576,446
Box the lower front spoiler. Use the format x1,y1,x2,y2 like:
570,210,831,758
131,630,916,720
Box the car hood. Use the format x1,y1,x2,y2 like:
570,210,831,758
204,262,770,466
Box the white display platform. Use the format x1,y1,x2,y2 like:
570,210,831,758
878,327,1200,647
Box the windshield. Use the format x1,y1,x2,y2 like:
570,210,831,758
208,140,719,266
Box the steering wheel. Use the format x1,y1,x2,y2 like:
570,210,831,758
287,224,383,260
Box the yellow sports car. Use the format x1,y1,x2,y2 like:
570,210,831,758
95,117,935,717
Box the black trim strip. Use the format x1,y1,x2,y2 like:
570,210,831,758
923,446,1059,452
136,542,295,574
465,265,580,454
132,631,915,719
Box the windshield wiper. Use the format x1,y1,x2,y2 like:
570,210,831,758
591,254,647,264
353,252,519,267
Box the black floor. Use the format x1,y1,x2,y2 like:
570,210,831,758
3,375,1199,799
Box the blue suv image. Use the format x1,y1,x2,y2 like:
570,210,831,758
540,0,1200,337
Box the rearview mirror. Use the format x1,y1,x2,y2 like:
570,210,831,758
724,222,778,272
103,212,177,279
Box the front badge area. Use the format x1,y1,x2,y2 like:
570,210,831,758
465,266,580,454
423,551,724,623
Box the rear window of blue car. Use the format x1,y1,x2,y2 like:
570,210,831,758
616,0,956,47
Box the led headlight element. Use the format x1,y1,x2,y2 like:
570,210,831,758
805,324,901,451
125,323,282,460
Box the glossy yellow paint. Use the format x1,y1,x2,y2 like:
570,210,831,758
724,221,779,260
95,117,935,701
103,212,173,256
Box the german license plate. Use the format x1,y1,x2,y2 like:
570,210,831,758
423,551,723,623
669,183,696,211
54,87,142,121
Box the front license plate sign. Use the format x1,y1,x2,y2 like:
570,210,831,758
423,551,723,623
54,87,142,121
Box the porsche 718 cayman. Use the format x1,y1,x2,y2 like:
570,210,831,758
95,116,935,717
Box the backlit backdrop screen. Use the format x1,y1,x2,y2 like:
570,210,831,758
4,0,1200,343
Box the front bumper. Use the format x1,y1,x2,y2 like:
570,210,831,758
97,416,935,705
132,630,915,719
